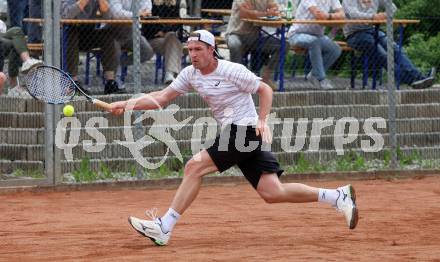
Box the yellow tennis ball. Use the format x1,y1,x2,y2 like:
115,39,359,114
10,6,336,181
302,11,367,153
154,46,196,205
63,105,75,117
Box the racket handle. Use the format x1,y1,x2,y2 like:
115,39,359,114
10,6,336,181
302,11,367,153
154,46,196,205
92,99,112,111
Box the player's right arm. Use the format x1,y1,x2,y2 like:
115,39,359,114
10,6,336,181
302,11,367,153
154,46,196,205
110,87,181,115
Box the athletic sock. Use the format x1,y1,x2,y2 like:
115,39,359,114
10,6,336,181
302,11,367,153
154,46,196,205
318,188,339,206
160,208,181,233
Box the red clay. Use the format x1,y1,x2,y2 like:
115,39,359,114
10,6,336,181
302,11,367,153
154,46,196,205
1,176,440,261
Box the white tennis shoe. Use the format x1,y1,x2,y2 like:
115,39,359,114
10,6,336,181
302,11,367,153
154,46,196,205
335,184,358,229
128,210,171,246
21,58,43,73
306,72,320,88
8,86,30,97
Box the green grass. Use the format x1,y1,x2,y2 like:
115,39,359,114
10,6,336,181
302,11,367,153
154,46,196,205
2,148,440,183
65,149,438,183
9,169,45,179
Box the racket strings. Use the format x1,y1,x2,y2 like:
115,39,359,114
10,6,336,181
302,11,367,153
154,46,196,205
25,67,75,104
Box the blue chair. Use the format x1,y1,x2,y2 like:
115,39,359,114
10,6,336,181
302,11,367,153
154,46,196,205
85,48,102,86
154,53,166,85
350,51,383,89
84,49,128,86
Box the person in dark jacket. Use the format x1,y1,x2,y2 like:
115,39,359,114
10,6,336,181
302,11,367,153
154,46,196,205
142,0,183,84
61,0,124,94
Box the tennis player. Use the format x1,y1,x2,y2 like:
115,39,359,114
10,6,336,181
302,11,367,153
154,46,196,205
109,29,358,246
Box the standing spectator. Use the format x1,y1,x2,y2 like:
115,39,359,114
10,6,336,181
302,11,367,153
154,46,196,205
61,0,124,94
287,0,344,90
141,0,184,84
0,20,42,96
225,0,287,89
6,0,28,31
343,0,436,89
107,0,155,70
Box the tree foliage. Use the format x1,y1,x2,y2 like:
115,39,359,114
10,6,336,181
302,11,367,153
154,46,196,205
394,0,440,36
406,32,440,71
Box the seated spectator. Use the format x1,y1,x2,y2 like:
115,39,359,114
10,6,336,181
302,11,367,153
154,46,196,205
28,0,43,46
343,0,436,89
141,0,184,84
225,0,288,89
287,0,344,90
61,0,124,94
107,0,155,68
0,21,42,96
7,0,28,31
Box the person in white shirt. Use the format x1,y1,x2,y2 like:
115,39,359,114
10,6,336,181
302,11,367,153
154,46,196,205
287,0,345,89
109,30,358,246
225,0,288,89
107,0,155,68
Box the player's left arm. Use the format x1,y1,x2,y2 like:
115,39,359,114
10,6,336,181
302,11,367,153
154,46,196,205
256,82,273,144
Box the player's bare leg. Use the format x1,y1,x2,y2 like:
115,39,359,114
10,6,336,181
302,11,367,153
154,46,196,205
128,150,218,245
256,174,358,229
256,174,319,203
170,150,218,213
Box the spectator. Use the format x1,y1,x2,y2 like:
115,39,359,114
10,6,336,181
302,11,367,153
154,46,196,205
28,0,42,45
141,0,184,84
225,0,287,89
0,21,42,96
0,40,6,96
343,0,436,89
287,0,344,90
61,0,124,94
6,0,28,31
106,0,155,70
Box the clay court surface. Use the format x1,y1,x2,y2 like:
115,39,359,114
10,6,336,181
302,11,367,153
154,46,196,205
1,175,440,262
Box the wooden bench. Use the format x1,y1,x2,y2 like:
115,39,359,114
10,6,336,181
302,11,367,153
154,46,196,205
27,43,43,53
291,41,353,53
215,36,226,45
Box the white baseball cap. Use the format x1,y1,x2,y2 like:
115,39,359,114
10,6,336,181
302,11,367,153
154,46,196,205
187,29,220,57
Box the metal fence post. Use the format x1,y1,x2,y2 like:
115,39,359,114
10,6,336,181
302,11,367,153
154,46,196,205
52,0,62,183
386,0,398,169
132,0,146,178
132,0,141,92
42,0,55,184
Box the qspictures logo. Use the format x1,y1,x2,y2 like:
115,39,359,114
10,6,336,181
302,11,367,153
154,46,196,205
55,95,386,169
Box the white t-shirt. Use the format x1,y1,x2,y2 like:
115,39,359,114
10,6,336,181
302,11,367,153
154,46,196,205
170,59,261,126
287,0,342,37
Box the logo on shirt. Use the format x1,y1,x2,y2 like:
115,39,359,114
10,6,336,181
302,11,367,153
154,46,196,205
214,81,221,86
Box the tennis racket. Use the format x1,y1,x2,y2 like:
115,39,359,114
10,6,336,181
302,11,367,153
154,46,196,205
24,65,112,111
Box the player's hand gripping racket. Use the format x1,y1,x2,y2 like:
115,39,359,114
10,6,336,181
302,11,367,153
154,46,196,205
24,65,112,111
